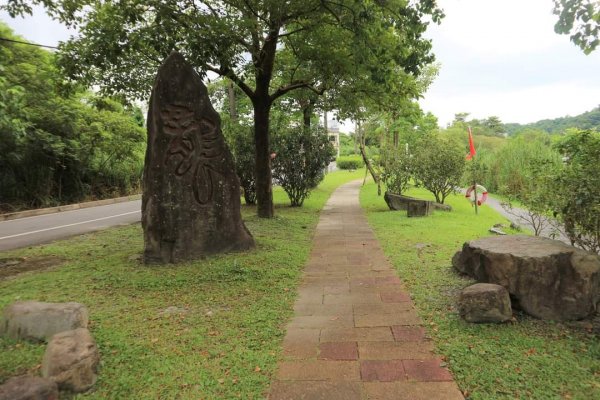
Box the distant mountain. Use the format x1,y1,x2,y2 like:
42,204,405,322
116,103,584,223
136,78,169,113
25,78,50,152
504,106,600,135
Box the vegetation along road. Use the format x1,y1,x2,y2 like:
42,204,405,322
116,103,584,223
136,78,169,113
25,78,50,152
0,201,141,251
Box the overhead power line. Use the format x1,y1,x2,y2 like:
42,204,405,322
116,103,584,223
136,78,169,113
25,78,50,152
0,37,58,49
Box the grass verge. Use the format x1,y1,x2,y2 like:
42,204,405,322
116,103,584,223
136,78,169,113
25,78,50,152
360,182,600,400
0,169,364,399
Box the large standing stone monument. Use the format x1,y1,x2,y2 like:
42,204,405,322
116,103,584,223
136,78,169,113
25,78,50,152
142,52,254,263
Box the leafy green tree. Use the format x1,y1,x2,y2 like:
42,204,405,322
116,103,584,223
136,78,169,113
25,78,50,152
553,0,600,54
487,132,559,196
3,0,443,218
0,22,145,210
412,134,465,204
226,125,257,205
500,159,560,237
379,145,413,195
548,129,600,253
272,127,334,207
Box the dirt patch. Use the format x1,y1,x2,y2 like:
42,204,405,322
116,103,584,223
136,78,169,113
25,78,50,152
0,256,65,280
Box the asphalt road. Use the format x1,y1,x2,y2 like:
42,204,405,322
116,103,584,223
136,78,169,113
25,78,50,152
0,200,141,251
484,195,570,244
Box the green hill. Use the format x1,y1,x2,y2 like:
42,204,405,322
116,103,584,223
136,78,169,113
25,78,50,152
504,106,600,135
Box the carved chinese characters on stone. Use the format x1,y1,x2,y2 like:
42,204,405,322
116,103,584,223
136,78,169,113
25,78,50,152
142,52,254,263
161,104,223,205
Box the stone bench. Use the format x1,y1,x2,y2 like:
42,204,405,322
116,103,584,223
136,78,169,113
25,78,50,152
384,192,452,217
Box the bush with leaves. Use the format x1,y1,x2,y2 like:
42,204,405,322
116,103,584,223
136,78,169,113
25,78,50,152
412,134,465,204
500,158,561,237
224,123,256,205
0,22,145,211
379,144,413,195
547,129,600,253
336,155,364,170
272,127,334,207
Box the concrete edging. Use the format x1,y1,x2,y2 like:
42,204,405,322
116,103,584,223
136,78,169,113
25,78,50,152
0,194,142,222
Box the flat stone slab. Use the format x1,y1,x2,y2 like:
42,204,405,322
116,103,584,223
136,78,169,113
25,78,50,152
0,301,88,342
0,375,58,400
453,235,600,321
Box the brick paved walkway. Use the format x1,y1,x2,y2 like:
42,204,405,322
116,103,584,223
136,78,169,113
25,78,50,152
268,181,463,400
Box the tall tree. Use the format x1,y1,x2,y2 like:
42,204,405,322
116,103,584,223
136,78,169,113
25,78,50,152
553,0,600,54
0,22,145,209
4,0,442,218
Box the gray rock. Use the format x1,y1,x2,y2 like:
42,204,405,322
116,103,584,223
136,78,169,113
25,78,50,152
42,328,100,393
407,200,431,217
453,235,600,321
142,51,254,264
1,301,88,342
384,192,452,212
458,283,512,323
489,227,507,235
160,306,189,315
0,375,58,400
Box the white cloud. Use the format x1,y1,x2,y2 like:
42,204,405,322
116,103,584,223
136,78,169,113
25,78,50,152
422,82,599,126
1,6,75,47
422,0,600,126
431,0,563,59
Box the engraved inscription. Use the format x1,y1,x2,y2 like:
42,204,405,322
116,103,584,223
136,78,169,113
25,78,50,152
160,103,223,204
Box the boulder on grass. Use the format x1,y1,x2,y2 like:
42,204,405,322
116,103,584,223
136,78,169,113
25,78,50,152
458,283,512,323
42,328,99,393
0,375,58,400
1,301,88,342
453,235,600,321
384,192,452,212
407,200,431,217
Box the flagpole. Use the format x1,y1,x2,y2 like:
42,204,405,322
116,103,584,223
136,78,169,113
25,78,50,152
467,126,478,215
473,180,478,215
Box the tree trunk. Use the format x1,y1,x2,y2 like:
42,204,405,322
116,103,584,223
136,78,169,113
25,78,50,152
303,105,311,133
253,96,274,218
228,81,237,122
358,120,381,195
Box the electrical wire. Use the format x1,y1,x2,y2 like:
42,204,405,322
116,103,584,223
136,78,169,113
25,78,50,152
0,37,58,49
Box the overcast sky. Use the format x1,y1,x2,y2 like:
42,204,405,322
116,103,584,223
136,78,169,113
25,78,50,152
422,0,600,126
2,0,599,129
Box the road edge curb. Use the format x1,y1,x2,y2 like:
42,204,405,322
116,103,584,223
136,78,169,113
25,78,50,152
0,195,142,222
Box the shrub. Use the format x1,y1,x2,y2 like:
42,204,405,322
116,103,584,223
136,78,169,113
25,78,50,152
224,124,256,205
272,127,334,207
336,155,364,170
547,129,600,253
379,145,413,195
412,134,465,204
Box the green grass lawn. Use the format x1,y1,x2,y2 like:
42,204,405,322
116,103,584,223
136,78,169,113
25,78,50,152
360,182,600,399
0,169,364,399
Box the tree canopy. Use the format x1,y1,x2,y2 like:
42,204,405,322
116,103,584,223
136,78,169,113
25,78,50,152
3,0,443,218
0,21,145,211
553,0,600,54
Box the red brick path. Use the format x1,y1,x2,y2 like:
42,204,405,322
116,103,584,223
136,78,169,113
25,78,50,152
268,181,463,400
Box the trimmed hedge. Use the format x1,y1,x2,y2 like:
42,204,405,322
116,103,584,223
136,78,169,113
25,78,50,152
336,155,365,170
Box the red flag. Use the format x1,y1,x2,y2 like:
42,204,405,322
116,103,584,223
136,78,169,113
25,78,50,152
466,126,476,160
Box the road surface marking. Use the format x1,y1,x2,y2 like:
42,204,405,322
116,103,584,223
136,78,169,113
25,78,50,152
0,211,140,241
0,200,141,223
